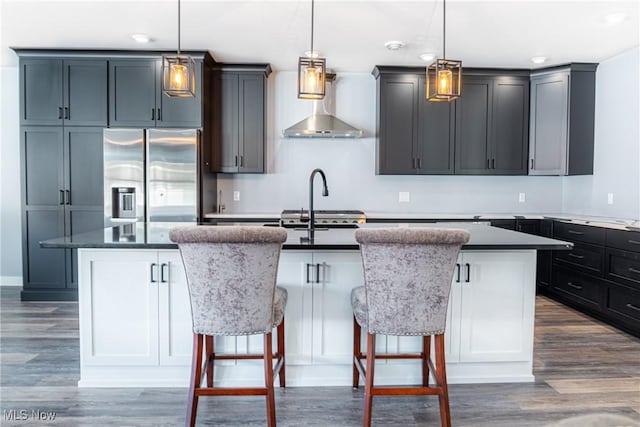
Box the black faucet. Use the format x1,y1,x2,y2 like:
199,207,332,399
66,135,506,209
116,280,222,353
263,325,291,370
305,168,329,240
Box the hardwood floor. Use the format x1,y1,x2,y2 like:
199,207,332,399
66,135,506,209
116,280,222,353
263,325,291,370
1,287,639,426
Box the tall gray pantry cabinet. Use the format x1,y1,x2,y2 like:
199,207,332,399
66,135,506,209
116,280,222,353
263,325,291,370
19,57,107,300
15,49,216,301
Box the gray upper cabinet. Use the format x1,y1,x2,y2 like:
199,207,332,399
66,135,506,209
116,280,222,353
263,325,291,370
20,58,107,126
211,65,270,174
109,58,203,128
455,74,529,175
373,67,454,175
529,64,597,175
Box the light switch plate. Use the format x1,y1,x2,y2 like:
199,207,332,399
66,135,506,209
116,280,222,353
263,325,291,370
233,191,240,201
518,193,526,203
398,192,410,203
607,193,614,205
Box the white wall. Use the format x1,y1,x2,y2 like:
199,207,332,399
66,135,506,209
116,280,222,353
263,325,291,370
562,47,640,221
217,71,563,214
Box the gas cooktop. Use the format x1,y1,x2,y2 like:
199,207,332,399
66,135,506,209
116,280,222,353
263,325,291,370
280,209,366,226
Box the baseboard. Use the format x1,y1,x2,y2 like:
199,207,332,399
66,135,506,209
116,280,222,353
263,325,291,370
0,276,22,286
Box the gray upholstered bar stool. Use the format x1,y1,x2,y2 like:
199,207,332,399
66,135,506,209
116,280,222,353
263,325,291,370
351,227,470,427
169,225,288,427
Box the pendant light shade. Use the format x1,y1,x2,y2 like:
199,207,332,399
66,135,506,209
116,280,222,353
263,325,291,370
297,0,326,99
427,0,461,102
163,0,196,97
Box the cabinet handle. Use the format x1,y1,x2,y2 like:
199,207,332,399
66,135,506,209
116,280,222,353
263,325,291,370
160,263,168,283
417,158,422,169
150,263,158,283
59,190,65,205
306,263,312,283
465,263,471,283
235,155,238,167
487,158,490,169
157,108,161,121
628,240,640,246
412,158,416,169
567,253,584,259
567,230,584,235
64,107,69,120
455,263,461,283
626,303,640,312
151,108,155,120
315,263,322,283
491,158,495,169
567,281,582,290
65,189,71,205
58,107,63,119
240,156,244,167
629,267,640,275
530,159,534,169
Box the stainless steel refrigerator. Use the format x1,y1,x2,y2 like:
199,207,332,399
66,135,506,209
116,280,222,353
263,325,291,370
103,128,199,226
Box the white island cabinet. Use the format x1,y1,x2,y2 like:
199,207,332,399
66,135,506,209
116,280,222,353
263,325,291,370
77,247,536,387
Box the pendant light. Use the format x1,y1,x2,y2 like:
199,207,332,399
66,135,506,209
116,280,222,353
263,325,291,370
162,0,196,97
426,0,462,102
297,0,326,99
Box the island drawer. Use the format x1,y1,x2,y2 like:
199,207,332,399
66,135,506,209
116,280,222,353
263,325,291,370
552,264,604,311
606,229,640,253
605,248,640,289
554,222,605,245
604,283,640,327
553,242,604,276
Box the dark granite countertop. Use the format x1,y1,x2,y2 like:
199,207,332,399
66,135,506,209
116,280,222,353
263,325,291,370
40,221,573,251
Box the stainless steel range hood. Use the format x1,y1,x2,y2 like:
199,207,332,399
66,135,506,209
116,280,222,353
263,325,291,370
283,74,363,138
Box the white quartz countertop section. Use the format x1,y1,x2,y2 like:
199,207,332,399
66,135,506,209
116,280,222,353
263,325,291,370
204,212,280,219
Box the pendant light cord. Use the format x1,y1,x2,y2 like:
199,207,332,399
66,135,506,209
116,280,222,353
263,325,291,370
442,0,446,59
177,0,181,54
310,0,315,56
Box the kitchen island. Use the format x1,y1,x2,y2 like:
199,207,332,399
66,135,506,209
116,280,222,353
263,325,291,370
42,222,571,388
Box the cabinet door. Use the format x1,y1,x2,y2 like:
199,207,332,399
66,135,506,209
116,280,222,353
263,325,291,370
158,251,193,365
377,75,419,174
455,77,493,174
80,250,160,365
238,74,265,173
64,127,104,288
157,60,203,128
277,252,314,364
311,252,363,363
458,251,536,362
21,127,66,289
63,60,108,126
19,59,63,125
213,73,240,173
529,73,569,175
109,60,157,127
492,77,528,175
417,77,455,174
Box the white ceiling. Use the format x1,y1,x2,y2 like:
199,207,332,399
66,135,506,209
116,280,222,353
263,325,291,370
2,0,639,71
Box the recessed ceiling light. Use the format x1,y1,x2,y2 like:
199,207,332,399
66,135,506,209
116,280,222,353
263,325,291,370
604,12,627,24
384,41,405,51
530,56,547,64
131,34,151,43
419,53,436,62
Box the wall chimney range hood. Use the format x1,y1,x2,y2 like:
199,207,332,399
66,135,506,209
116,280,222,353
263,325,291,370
283,74,363,138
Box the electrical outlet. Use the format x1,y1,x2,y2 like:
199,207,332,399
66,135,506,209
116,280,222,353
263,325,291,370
398,192,410,203
233,191,240,201
607,193,614,205
518,192,526,203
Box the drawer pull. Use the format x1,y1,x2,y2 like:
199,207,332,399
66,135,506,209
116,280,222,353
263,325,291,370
567,230,584,235
628,239,640,246
629,267,640,275
626,303,640,312
567,253,585,259
567,282,583,290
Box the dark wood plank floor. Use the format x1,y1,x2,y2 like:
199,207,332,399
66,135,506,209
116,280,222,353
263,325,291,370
1,286,639,426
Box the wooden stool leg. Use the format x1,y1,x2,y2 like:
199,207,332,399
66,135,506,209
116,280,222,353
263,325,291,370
422,335,431,386
353,317,361,388
363,333,376,427
205,335,214,388
277,318,286,388
435,334,451,427
263,332,276,427
186,333,203,427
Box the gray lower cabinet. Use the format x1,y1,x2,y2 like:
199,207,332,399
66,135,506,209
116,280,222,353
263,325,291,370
19,58,107,126
20,126,103,300
455,74,529,175
529,64,597,175
373,67,454,175
109,58,202,128
211,66,270,173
